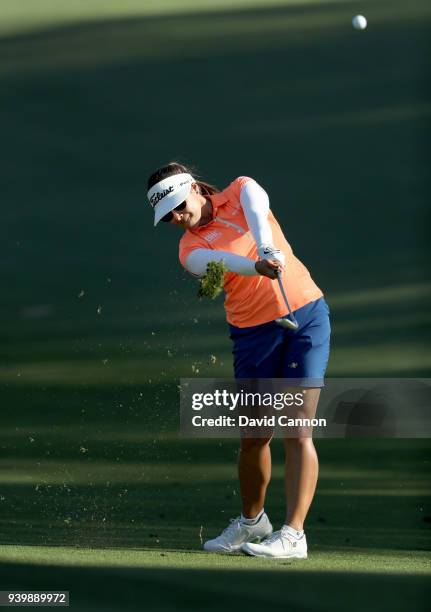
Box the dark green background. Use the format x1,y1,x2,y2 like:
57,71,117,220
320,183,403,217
1,0,430,610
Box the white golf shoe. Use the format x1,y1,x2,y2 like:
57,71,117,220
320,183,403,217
242,526,307,558
203,513,273,553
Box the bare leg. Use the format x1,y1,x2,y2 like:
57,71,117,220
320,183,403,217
284,388,321,530
284,438,319,530
238,437,272,518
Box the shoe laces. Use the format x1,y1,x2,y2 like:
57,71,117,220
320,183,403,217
262,528,295,549
220,517,241,538
261,530,283,546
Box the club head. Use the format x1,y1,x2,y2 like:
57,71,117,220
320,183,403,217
276,317,299,330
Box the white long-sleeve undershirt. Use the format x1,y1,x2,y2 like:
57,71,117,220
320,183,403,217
184,179,279,277
240,180,273,249
186,248,257,277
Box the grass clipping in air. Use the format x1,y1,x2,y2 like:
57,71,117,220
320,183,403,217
197,261,227,299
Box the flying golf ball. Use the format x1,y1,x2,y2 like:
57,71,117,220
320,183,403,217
352,15,367,30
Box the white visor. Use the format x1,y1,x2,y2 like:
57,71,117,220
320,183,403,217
147,172,195,226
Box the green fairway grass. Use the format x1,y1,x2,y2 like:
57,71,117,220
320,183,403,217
2,0,427,38
2,544,431,574
0,435,430,609
1,0,430,383
1,0,430,609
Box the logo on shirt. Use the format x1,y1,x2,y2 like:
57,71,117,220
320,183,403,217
204,230,221,243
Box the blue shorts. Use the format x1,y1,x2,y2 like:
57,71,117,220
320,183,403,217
228,298,331,386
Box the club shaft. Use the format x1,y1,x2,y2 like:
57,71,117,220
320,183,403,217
276,274,295,318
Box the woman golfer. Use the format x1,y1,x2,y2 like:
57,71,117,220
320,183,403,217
147,162,330,559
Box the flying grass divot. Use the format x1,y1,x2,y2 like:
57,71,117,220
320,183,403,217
197,261,227,299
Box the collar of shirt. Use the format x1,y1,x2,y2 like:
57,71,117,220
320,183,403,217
190,191,229,233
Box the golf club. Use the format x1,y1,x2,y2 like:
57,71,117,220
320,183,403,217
275,269,299,330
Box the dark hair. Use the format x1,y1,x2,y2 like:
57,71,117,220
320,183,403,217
147,161,219,196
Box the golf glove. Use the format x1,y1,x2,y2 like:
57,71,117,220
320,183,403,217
258,244,285,266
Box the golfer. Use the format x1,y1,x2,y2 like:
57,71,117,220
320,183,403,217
147,162,331,559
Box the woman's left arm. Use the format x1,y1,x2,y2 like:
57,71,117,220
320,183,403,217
240,180,285,266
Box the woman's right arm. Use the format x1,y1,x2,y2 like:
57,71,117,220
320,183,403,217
185,248,281,279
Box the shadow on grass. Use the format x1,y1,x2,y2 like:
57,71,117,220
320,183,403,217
0,1,429,390
0,437,429,551
0,561,430,612
0,0,429,314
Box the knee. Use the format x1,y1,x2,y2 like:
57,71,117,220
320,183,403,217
284,437,314,450
240,436,272,452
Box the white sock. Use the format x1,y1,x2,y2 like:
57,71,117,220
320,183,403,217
283,524,304,539
240,509,264,525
